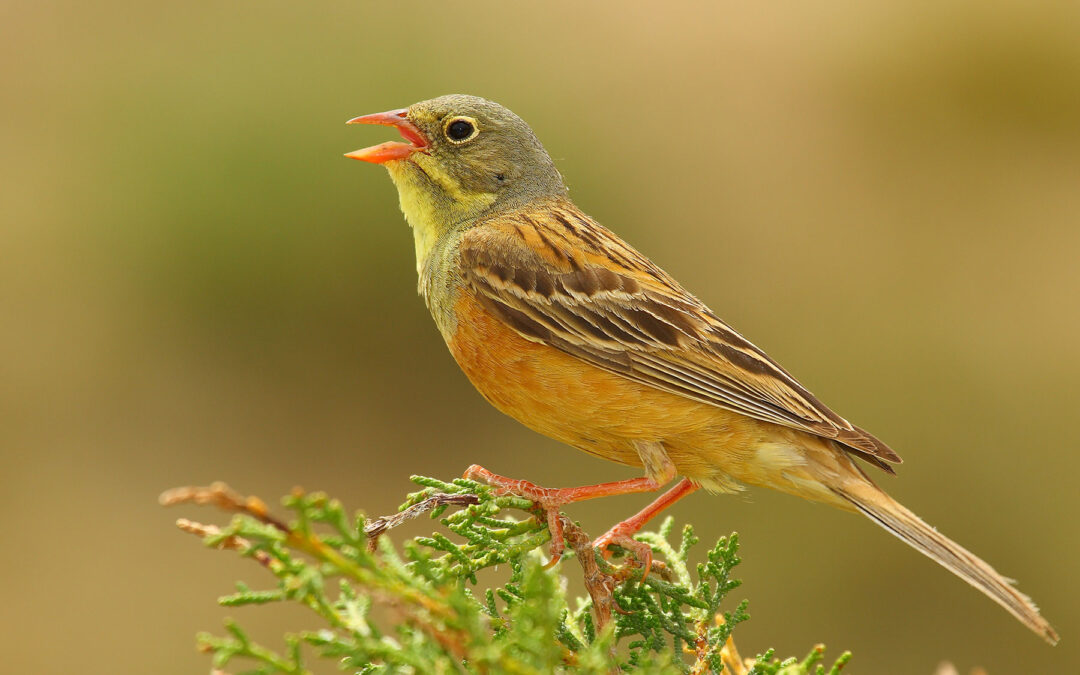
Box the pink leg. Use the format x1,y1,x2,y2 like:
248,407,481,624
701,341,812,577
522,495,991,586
464,464,676,567
591,478,700,578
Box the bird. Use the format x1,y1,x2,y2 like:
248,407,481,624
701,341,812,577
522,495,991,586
344,94,1057,644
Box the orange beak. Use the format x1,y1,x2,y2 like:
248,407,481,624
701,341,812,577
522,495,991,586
345,108,430,164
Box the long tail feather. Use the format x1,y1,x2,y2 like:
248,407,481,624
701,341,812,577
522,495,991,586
834,482,1058,645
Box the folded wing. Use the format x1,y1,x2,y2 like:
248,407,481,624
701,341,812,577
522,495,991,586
458,201,901,472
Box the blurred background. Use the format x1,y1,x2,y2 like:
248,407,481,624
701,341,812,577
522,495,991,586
3,1,1078,672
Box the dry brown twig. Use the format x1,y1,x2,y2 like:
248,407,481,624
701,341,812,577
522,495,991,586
363,492,480,550
159,481,289,531
173,518,276,568
161,483,290,570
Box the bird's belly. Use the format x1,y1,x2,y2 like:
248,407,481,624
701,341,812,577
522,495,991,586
446,293,793,488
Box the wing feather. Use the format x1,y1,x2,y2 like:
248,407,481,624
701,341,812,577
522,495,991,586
459,201,901,470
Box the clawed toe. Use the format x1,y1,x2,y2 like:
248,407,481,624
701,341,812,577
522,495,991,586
540,507,567,567
593,529,654,580
465,464,569,566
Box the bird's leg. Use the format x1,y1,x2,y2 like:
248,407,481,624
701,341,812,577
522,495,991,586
591,478,700,579
465,440,681,568
464,458,676,568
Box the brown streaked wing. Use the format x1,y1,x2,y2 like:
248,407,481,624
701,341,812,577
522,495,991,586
458,201,902,471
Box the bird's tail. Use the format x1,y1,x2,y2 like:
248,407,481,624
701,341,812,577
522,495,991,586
833,480,1058,645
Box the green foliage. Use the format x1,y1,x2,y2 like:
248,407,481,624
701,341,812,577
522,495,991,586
164,477,851,673
746,646,853,675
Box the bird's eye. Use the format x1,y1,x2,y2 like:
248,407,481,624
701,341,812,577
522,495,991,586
445,116,478,143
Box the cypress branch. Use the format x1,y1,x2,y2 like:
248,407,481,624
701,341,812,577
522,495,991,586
161,477,851,673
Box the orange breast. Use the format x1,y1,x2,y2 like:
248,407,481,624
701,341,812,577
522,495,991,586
445,292,771,483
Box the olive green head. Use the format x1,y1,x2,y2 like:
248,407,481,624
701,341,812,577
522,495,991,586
347,95,568,234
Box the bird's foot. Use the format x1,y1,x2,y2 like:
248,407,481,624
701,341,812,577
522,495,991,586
593,477,700,581
464,464,579,566
592,523,654,580
463,466,695,573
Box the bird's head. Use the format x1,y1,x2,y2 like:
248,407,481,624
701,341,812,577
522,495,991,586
346,95,567,234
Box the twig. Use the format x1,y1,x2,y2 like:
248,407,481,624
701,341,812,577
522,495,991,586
560,515,616,633
159,482,289,531
364,492,480,551
174,518,275,568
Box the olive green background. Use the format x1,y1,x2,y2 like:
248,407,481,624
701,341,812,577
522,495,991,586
3,2,1078,673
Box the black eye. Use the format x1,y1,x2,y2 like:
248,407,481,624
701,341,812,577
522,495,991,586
446,118,475,141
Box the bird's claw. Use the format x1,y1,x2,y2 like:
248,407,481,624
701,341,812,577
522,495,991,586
540,506,567,568
593,525,654,581
464,464,571,567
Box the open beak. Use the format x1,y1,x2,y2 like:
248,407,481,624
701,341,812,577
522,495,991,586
345,108,429,164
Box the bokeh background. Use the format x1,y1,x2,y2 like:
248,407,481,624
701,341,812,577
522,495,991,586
3,1,1078,672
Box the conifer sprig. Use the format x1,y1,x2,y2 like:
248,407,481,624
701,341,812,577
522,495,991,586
161,478,851,673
